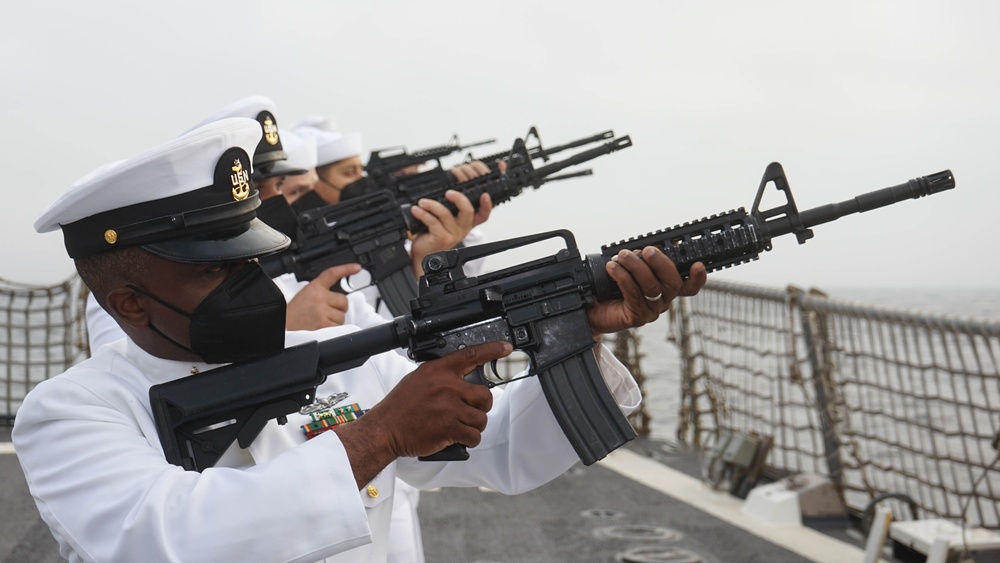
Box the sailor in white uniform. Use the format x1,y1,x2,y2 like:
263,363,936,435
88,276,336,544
81,100,451,562
84,98,480,562
15,117,706,562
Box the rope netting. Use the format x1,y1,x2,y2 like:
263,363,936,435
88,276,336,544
0,276,89,424
672,278,1000,529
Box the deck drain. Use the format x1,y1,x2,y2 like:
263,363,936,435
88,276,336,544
593,525,683,543
581,508,625,519
616,546,703,563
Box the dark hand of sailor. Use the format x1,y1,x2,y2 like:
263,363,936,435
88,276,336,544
587,247,707,339
334,341,510,489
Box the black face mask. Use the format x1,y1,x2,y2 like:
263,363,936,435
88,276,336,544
338,177,373,202
129,262,287,364
290,189,328,214
255,195,299,240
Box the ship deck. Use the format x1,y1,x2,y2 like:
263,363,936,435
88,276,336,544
1,427,892,562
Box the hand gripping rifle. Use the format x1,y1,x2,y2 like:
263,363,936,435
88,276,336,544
152,162,954,472
259,135,632,316
365,134,496,186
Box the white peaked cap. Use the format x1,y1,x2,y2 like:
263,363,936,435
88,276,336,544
185,95,277,133
36,118,289,262
280,128,318,170
185,95,304,177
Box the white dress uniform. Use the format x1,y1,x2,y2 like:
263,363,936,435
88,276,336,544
13,326,640,562
85,262,446,563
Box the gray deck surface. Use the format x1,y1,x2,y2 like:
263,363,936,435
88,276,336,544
418,437,819,563
1,428,866,562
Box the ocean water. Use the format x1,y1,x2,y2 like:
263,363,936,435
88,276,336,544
633,285,1000,440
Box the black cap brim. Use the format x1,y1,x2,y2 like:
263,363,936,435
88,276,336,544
141,218,290,263
254,159,308,180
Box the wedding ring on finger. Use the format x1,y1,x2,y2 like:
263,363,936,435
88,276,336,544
644,292,663,302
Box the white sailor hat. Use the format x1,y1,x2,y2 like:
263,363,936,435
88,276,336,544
296,126,364,167
295,114,339,133
187,95,306,180
280,128,317,171
36,118,290,262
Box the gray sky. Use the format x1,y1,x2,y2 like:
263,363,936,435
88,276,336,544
2,1,997,291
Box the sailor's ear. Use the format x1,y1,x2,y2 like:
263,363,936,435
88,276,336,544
105,287,149,329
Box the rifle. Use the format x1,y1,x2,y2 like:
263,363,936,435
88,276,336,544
153,162,954,472
469,126,615,165
260,136,631,316
339,129,618,204
365,134,496,186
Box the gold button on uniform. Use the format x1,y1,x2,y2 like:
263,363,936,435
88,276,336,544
366,485,379,498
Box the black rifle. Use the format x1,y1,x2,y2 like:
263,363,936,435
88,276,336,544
260,136,631,316
365,134,495,186
152,162,954,472
339,129,617,204
469,126,615,165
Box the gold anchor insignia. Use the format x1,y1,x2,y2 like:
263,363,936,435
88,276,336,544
263,116,279,145
230,159,250,201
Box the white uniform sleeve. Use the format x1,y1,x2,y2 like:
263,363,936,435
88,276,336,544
344,291,395,328
395,343,639,493
272,272,309,303
13,369,374,563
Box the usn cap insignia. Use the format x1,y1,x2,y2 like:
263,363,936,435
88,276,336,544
262,114,279,146
230,159,250,201
257,110,280,147
214,147,253,202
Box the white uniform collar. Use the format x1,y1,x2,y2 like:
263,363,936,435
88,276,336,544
124,337,219,386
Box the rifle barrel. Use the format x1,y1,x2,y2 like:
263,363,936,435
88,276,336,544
540,169,593,184
530,130,614,160
764,170,955,238
530,136,631,181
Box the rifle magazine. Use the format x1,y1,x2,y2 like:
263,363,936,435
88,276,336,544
538,349,637,466
375,267,419,317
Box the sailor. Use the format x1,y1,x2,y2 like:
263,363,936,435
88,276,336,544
83,96,323,346
290,114,492,272
14,116,706,562
278,127,319,205
290,116,491,322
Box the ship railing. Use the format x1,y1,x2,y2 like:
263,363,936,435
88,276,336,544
0,275,89,426
667,278,1000,531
